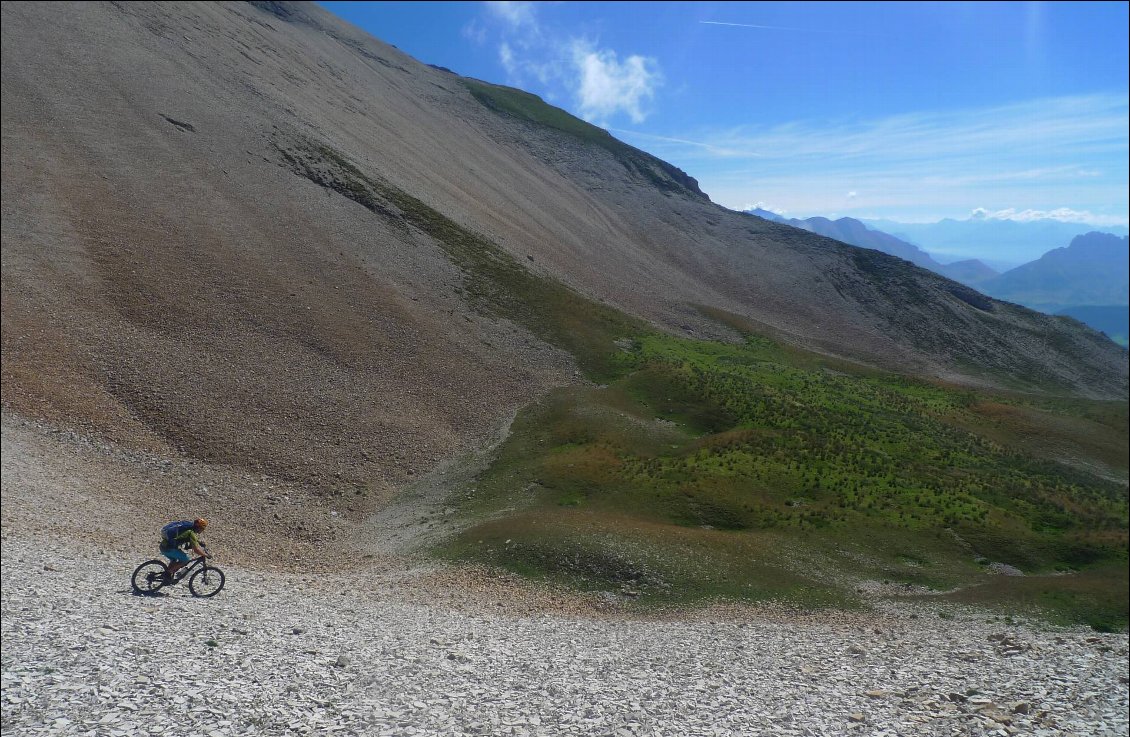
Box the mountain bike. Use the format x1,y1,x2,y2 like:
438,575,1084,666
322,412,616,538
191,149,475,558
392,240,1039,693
131,546,225,597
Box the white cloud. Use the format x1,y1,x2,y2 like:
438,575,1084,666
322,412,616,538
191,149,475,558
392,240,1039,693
649,93,1128,165
475,3,663,125
969,207,1127,226
846,191,858,198
461,19,488,45
486,1,538,30
498,42,516,75
605,127,756,157
746,201,787,215
698,20,886,38
570,41,661,124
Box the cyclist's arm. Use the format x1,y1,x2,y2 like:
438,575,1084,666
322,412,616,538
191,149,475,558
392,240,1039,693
184,530,207,558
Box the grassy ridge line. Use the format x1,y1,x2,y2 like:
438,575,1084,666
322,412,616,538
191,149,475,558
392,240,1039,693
461,79,707,199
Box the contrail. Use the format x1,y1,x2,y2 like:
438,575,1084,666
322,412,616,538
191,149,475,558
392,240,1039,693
699,20,885,37
607,127,765,158
700,20,820,32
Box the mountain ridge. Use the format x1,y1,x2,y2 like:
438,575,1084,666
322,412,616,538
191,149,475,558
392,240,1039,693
2,0,1126,499
747,210,1126,341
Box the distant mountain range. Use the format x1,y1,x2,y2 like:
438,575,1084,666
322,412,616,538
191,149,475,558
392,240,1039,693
746,208,998,286
936,259,999,286
977,232,1129,308
746,209,1129,347
978,232,1129,346
858,215,1128,270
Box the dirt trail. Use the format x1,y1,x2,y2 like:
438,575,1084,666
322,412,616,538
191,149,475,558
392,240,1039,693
348,409,518,560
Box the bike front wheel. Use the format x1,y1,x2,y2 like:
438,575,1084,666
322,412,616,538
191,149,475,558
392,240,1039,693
188,566,225,597
131,560,168,595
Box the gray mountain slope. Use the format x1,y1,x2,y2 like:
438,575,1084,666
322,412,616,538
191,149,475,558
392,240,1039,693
2,1,1126,490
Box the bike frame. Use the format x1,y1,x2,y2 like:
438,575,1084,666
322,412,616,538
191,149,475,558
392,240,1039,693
167,545,210,583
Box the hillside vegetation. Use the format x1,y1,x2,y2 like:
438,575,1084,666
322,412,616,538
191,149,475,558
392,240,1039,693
439,313,1129,630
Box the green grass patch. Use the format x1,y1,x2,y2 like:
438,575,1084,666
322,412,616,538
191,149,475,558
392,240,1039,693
461,79,706,199
439,511,860,609
954,396,1128,480
444,329,1128,627
463,80,623,150
932,564,1129,631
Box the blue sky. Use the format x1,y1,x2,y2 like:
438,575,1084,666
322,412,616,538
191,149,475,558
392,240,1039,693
320,1,1129,227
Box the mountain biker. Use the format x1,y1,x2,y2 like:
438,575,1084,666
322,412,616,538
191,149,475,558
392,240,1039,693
159,518,208,580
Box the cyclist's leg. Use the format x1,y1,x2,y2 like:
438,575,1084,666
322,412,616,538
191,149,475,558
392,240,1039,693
162,546,189,578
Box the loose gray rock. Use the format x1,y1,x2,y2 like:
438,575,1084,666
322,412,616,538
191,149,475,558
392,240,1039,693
2,536,1127,737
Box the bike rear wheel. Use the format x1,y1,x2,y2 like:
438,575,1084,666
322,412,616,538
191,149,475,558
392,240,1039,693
188,566,225,597
131,560,168,595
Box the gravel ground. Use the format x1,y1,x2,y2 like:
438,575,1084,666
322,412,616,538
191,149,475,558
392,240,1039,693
3,535,1128,737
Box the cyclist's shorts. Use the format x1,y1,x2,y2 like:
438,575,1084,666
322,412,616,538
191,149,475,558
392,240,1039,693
160,546,189,563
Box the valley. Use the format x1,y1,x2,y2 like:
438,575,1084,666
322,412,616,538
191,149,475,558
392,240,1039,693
1,1,1128,734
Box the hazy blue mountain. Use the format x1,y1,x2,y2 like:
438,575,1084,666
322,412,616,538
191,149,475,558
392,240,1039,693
745,208,996,287
859,216,1128,269
745,211,1127,345
979,232,1129,307
747,209,939,267
938,259,998,286
802,217,942,269
746,207,788,223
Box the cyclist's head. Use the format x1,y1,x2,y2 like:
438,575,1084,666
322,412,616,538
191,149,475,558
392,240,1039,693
194,517,209,531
